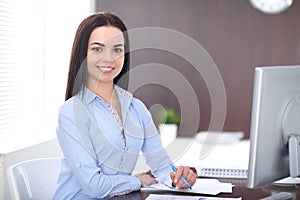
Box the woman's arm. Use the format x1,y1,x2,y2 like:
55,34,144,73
134,98,196,188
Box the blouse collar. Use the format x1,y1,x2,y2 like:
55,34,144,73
78,85,133,106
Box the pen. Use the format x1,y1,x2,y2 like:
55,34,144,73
169,162,192,189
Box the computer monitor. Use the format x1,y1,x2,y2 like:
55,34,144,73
247,65,300,189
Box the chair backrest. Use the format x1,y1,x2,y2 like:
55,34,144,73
7,158,61,200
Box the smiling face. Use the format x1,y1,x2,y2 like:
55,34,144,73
86,26,125,90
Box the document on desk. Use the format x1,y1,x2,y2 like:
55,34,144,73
141,178,233,195
146,194,242,200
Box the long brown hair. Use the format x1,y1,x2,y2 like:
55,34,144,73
65,12,130,101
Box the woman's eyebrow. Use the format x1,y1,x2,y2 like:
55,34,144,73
114,44,124,47
90,42,124,47
90,42,105,46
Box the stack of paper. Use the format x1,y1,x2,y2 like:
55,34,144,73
175,135,250,179
141,178,233,195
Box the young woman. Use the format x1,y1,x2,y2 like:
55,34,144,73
53,12,196,199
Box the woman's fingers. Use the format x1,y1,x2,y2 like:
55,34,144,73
170,166,197,189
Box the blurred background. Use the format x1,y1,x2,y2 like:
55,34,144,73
96,0,300,138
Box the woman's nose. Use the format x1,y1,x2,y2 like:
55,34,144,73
101,51,114,63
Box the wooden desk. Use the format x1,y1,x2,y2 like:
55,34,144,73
216,178,300,199
107,178,300,200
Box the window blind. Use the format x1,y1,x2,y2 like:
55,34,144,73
0,0,93,138
0,0,17,136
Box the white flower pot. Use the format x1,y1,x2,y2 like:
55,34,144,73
158,124,178,148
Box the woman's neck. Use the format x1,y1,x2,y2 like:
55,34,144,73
87,81,116,104
87,81,122,121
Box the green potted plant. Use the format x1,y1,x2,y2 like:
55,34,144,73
157,108,180,125
157,109,180,147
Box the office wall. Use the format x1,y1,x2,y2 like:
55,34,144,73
95,0,300,138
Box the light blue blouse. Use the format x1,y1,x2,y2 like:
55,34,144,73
52,86,172,199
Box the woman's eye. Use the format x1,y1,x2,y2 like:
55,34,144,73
92,47,102,52
114,48,123,53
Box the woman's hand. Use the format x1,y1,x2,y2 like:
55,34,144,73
170,166,197,189
135,171,158,188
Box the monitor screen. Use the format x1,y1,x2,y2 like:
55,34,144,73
246,65,300,189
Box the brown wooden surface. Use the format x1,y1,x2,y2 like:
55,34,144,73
95,0,300,138
107,178,300,200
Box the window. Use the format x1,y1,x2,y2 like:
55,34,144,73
0,0,94,143
0,0,18,137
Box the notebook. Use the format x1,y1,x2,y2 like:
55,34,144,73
175,133,250,179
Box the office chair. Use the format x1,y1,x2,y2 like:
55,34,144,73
7,157,61,200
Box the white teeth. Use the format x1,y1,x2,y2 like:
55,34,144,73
99,67,113,71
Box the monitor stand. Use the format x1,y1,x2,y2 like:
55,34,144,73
271,135,300,187
273,176,300,187
260,192,293,200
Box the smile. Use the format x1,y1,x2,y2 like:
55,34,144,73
97,66,115,73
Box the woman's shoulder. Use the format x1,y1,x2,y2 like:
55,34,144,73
130,97,153,124
58,96,86,115
131,97,148,111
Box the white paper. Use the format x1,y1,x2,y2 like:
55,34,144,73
141,178,233,195
146,194,242,200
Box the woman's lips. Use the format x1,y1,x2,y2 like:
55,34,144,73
97,66,114,73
